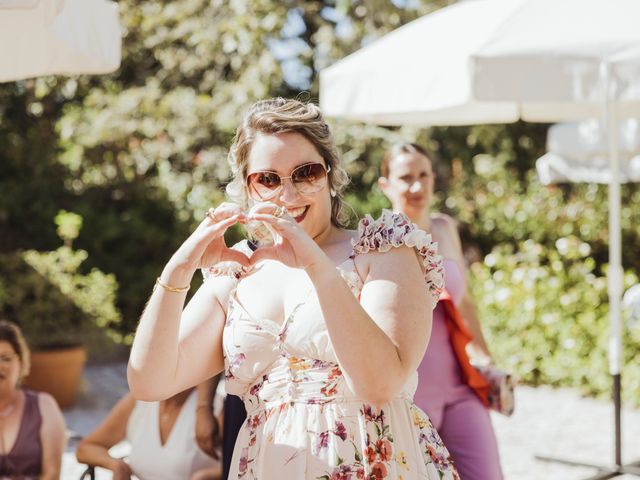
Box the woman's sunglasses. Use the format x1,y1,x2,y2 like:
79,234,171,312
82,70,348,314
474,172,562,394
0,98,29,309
246,162,331,201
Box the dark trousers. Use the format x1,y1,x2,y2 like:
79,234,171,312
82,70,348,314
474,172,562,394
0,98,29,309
222,394,247,480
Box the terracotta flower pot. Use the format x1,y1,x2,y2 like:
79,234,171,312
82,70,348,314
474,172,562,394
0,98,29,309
23,345,87,408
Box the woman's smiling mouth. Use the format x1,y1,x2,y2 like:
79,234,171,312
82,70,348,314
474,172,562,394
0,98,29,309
286,205,309,222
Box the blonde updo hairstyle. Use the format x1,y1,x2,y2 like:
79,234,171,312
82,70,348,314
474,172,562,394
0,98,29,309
226,98,351,228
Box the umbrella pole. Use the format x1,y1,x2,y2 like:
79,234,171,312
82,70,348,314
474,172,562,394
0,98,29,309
605,70,623,471
536,64,640,480
599,61,640,479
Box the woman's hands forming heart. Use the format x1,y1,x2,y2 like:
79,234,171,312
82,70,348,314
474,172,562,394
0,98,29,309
246,203,326,271
168,202,328,274
169,202,251,273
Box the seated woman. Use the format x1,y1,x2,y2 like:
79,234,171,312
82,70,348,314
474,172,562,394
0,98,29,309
0,319,67,479
76,382,220,480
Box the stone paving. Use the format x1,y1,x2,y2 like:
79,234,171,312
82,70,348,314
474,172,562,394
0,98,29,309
61,363,640,479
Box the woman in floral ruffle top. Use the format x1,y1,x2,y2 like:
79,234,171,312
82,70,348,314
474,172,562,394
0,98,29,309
128,98,459,480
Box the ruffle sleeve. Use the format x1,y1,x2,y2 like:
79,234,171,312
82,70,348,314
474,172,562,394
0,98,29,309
351,209,444,301
201,240,252,282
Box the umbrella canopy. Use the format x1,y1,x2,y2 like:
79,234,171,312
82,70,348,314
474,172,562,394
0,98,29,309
320,0,640,126
471,0,640,119
537,120,640,185
0,0,121,82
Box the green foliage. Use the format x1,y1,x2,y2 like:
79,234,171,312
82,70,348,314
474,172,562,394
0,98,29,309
0,248,121,349
70,183,192,338
55,210,82,245
0,79,73,253
436,147,640,404
439,133,640,274
470,239,640,403
0,213,121,349
0,252,83,349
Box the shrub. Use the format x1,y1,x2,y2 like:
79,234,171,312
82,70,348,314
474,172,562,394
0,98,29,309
0,211,121,349
471,238,640,405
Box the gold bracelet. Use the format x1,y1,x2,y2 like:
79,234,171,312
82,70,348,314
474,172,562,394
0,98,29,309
154,277,190,293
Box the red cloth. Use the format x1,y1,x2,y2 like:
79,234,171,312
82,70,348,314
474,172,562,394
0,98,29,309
439,289,491,407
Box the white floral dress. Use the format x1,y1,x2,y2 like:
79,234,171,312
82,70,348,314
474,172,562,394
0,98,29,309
204,211,459,480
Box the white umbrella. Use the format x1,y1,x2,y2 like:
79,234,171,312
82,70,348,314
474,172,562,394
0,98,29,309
321,0,526,126
623,284,640,327
320,1,640,477
537,120,640,185
0,0,121,82
320,0,640,125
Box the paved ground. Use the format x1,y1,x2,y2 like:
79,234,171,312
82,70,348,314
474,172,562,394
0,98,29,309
61,363,640,479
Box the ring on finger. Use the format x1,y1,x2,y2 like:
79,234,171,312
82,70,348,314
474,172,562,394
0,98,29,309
206,208,217,221
274,205,288,218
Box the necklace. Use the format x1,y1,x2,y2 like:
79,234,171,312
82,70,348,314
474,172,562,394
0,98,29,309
0,393,17,420
0,393,17,455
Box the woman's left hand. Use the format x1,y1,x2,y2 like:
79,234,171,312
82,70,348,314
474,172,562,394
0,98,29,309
247,203,327,270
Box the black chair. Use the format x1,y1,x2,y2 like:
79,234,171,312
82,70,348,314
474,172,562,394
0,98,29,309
68,431,96,480
78,466,95,480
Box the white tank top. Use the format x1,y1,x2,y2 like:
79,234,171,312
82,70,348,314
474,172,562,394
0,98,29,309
127,390,216,480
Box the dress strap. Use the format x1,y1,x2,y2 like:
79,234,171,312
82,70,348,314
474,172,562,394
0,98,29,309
350,209,444,301
201,240,252,282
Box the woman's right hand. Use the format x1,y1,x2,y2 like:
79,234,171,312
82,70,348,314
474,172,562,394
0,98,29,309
110,458,133,480
246,202,328,271
166,202,251,275
195,406,221,460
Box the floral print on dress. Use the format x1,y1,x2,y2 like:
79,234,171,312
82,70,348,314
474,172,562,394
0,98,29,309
220,213,458,480
351,209,444,302
313,420,348,456
410,404,458,475
361,405,395,479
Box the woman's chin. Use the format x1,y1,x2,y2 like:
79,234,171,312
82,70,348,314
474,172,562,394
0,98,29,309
0,381,14,392
403,203,427,217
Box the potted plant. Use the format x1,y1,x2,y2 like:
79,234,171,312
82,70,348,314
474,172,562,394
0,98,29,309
0,210,121,407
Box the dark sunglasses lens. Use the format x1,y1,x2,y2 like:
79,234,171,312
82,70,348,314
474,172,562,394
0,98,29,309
292,163,327,194
248,171,281,199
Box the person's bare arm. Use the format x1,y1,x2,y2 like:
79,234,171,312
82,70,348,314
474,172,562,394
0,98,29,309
128,274,236,400
307,247,434,406
39,392,67,480
435,214,492,362
195,375,221,459
76,394,136,478
128,204,248,401
458,291,492,362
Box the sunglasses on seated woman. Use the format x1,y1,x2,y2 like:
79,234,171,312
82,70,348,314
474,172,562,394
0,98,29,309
246,162,331,201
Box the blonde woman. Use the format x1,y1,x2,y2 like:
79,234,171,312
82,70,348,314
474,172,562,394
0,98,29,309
128,98,459,480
